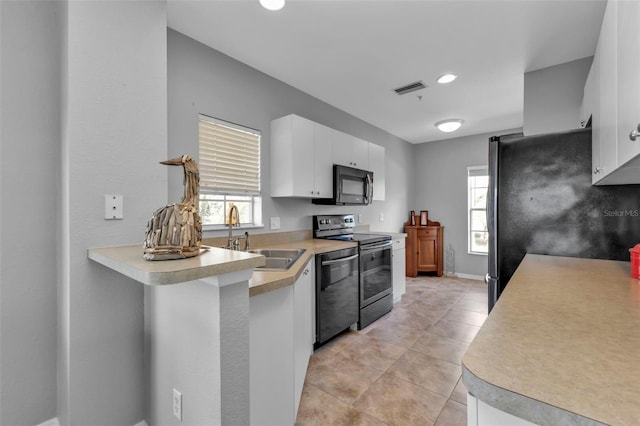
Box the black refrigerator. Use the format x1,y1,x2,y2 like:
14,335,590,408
487,128,640,312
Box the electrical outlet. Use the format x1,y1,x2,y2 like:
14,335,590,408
379,213,384,222
104,194,123,220
173,388,182,421
270,217,281,230
358,214,363,223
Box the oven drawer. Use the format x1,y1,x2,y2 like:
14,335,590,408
417,228,438,238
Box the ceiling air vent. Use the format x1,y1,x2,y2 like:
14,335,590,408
393,81,426,95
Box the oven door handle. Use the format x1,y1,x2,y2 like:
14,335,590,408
321,254,359,266
360,241,393,252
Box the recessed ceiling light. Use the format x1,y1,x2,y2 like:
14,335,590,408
435,119,464,133
259,0,285,11
437,73,457,84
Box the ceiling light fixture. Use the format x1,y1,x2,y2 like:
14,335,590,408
259,0,285,11
435,119,464,133
437,73,457,84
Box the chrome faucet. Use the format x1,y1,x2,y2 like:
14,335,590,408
227,205,240,250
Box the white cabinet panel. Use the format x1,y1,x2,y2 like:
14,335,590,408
333,130,369,170
368,143,386,201
593,0,617,182
313,123,334,198
250,285,295,426
271,114,333,198
467,393,536,426
250,257,315,425
591,0,640,185
616,0,640,168
392,237,406,303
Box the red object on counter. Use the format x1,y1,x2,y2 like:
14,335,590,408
629,244,640,279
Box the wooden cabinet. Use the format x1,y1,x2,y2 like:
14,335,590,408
333,130,369,170
405,223,443,277
590,0,640,185
271,114,333,198
392,236,406,302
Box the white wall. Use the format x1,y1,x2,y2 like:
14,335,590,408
167,30,415,235
59,2,167,425
0,2,61,424
413,129,521,278
523,57,592,136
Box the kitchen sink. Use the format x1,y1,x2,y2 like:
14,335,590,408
249,248,306,270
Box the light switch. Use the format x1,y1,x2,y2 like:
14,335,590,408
105,194,124,220
270,217,281,230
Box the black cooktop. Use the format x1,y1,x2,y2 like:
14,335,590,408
313,214,391,246
325,233,391,245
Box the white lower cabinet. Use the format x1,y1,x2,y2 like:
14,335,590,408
293,261,314,414
467,393,536,426
250,259,315,425
392,236,406,303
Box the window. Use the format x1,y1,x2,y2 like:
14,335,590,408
468,166,489,255
198,114,262,229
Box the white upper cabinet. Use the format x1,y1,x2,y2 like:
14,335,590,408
271,114,333,198
332,130,369,170
270,114,386,199
368,142,385,201
591,0,640,185
615,0,640,169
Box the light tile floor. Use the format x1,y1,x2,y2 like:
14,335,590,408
296,275,488,426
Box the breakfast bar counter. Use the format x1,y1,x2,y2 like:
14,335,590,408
462,254,640,426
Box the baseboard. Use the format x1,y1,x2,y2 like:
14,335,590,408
37,418,147,426
36,418,59,426
454,272,485,281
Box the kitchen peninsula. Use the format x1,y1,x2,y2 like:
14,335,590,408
88,234,360,425
462,254,640,426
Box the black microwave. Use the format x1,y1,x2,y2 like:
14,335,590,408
313,164,374,205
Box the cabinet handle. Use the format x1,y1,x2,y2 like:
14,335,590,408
594,167,603,174
629,123,640,141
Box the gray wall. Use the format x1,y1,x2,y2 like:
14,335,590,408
60,2,167,425
0,2,61,424
413,129,521,278
2,1,168,426
523,57,592,136
167,29,415,235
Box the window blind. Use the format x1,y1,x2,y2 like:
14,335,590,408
198,115,261,195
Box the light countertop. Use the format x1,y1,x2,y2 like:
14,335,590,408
88,244,266,286
88,237,357,296
462,254,640,426
247,238,357,297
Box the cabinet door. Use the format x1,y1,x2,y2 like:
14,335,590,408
314,123,333,198
291,116,316,197
417,237,437,270
271,114,316,197
594,0,618,182
294,261,314,415
368,143,385,201
392,243,406,302
250,286,295,425
352,136,369,170
616,0,640,167
332,130,369,170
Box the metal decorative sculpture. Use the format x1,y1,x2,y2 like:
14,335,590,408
143,155,202,260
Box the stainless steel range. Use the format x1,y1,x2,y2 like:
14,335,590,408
313,214,393,333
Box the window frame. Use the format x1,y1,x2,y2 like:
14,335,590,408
467,165,489,256
198,114,263,231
